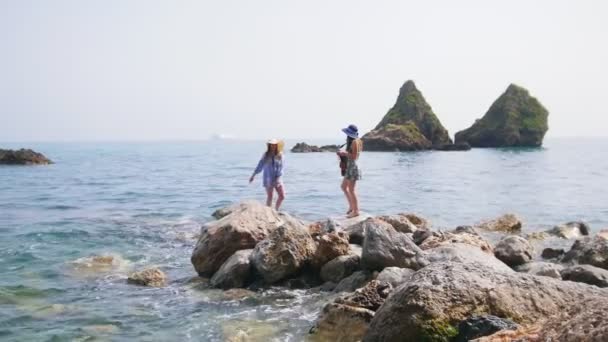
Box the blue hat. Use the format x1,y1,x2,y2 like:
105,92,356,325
342,124,359,139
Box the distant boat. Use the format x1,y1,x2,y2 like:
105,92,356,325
211,133,236,140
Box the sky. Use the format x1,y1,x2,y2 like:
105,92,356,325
1,0,607,142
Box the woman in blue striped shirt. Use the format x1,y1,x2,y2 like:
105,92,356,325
249,139,285,210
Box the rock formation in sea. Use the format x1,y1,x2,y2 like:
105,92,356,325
191,201,608,342
455,84,549,147
0,148,52,165
290,142,340,153
361,80,453,151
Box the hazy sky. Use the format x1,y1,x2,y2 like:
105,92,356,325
1,0,607,141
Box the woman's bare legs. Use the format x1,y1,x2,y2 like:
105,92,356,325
341,178,354,214
265,186,274,207
347,180,359,217
275,185,285,210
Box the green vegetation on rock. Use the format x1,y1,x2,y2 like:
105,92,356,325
418,318,459,342
362,80,452,151
455,84,549,147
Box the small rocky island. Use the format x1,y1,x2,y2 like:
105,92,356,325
291,142,341,153
361,80,466,151
0,148,52,165
191,201,608,341
455,84,549,147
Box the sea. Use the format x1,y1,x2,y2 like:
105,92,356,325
1,138,607,341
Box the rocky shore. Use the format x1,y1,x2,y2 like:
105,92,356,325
191,201,608,341
0,148,52,165
291,142,341,153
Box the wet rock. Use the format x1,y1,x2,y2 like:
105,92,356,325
427,243,512,273
420,230,493,254
191,201,284,276
0,148,52,165
475,214,522,233
455,84,549,147
515,262,563,279
334,270,373,293
376,214,418,233
250,217,316,284
320,253,360,283
210,249,253,289
360,218,428,271
598,229,608,240
561,264,608,288
309,303,374,342
454,315,519,342
363,261,607,342
547,221,590,239
541,247,565,260
310,281,393,341
376,267,414,288
311,231,350,269
494,235,533,267
127,267,167,287
562,235,608,270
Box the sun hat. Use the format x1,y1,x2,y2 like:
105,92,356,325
267,138,284,152
342,124,359,139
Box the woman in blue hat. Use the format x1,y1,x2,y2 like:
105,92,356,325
338,125,363,218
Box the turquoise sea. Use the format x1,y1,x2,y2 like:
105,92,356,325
1,138,608,341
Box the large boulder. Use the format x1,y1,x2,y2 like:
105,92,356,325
547,221,590,239
334,270,373,293
0,148,52,165
420,230,493,254
250,217,316,284
455,84,549,147
515,261,563,279
191,201,285,276
320,253,360,283
360,218,428,271
376,214,418,233
361,80,452,151
562,235,608,270
210,249,253,289
478,298,608,341
310,280,392,342
561,264,608,288
426,243,512,273
376,267,414,288
494,235,533,267
363,261,607,342
310,231,350,269
474,214,522,233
